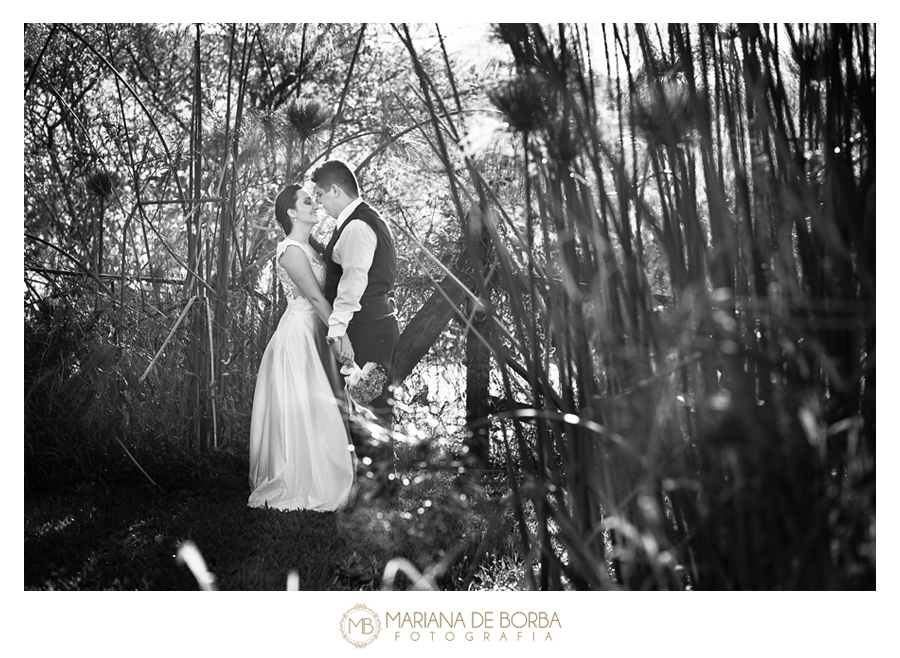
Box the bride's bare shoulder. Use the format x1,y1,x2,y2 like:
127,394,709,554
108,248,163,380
278,238,309,255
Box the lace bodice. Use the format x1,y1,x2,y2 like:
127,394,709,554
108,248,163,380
276,239,325,316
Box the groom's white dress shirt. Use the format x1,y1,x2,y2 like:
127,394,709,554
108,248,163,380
327,196,378,341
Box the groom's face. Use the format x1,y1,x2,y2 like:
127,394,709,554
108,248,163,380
314,184,340,219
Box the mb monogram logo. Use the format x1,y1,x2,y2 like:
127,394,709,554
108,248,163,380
340,604,382,648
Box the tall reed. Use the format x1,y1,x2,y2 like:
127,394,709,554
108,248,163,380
398,22,875,589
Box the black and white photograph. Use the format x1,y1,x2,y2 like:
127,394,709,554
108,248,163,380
21,20,880,638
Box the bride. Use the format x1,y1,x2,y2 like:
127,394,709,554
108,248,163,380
247,183,355,511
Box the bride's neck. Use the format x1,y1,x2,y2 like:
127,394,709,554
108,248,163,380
286,225,312,244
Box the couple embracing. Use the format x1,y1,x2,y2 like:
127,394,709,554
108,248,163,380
248,160,398,512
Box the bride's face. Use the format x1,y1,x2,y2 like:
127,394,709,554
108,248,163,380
291,190,319,226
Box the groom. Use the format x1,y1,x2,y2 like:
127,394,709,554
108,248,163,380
312,160,399,487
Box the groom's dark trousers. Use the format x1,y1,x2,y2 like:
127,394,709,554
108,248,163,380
347,315,399,424
347,315,399,492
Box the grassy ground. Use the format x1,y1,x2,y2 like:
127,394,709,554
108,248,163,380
24,445,523,591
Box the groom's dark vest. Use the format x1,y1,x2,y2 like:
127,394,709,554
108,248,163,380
323,200,397,324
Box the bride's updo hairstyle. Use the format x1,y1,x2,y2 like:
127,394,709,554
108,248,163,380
274,184,303,234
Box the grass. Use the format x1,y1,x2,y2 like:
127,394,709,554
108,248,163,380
24,443,524,591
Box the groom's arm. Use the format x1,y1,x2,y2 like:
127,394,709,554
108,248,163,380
327,221,378,341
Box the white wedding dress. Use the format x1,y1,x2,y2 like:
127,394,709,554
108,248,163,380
248,238,354,511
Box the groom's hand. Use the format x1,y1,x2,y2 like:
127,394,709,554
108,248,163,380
330,334,355,366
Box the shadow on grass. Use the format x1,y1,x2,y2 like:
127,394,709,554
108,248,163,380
25,447,520,591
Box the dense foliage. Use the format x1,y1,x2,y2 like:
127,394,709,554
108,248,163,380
24,23,875,590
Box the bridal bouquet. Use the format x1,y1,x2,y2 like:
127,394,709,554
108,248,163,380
341,362,387,405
